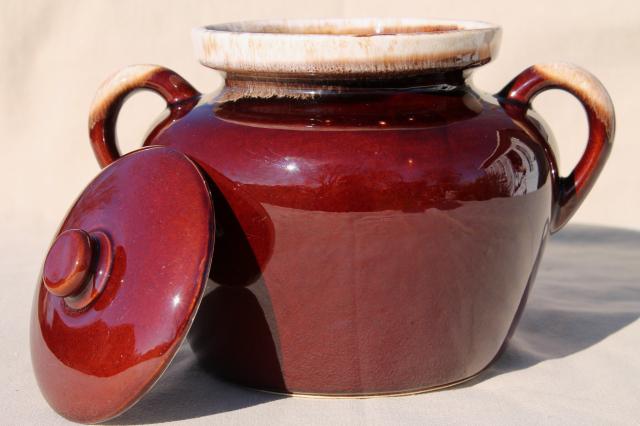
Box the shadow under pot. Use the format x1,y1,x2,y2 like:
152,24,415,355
31,17,614,424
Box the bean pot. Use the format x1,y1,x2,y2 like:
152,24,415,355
31,18,615,423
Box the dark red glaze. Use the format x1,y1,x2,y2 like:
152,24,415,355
89,68,558,395
43,229,116,311
89,65,200,167
63,230,114,310
81,63,612,400
43,229,93,297
179,75,554,395
30,147,214,423
497,65,615,231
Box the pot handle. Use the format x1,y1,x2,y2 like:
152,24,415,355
498,63,615,233
88,64,199,168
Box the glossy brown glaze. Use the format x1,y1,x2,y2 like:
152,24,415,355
43,229,93,298
81,59,613,401
135,70,559,395
497,63,615,232
31,147,214,423
63,230,114,311
89,65,200,167
29,19,615,422
40,62,613,420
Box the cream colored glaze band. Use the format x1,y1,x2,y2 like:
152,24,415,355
192,18,501,75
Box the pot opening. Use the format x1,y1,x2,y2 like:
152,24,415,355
209,20,462,36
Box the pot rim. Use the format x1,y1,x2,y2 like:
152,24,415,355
192,18,502,76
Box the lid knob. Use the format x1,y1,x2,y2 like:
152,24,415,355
43,229,93,297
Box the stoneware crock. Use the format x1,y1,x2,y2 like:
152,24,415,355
31,18,615,423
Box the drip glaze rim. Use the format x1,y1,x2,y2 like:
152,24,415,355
192,18,502,75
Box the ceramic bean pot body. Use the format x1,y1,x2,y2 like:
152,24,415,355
152,77,554,395
85,20,614,396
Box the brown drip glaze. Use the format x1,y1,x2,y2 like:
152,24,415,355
497,63,614,231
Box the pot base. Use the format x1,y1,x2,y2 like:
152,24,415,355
236,371,481,400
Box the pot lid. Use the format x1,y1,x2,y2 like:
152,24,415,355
30,147,215,423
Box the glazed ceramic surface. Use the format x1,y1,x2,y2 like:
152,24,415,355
31,148,214,423
32,18,615,422
86,19,614,396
